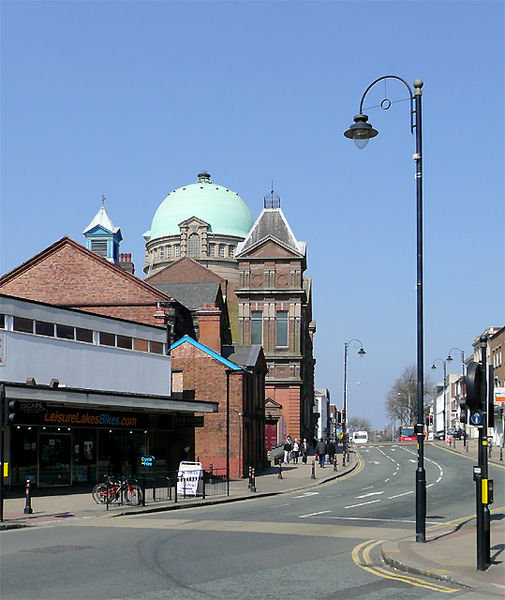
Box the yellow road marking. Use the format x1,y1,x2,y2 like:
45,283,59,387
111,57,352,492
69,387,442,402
352,539,459,593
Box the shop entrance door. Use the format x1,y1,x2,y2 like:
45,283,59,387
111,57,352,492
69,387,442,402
265,421,278,451
39,433,71,486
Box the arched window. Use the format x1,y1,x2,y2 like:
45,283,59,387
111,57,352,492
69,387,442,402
188,233,200,257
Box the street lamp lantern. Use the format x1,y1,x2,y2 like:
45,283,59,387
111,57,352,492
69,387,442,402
344,75,426,543
344,114,378,149
358,347,366,357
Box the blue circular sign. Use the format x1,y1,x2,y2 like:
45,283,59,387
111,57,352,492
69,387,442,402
470,412,482,425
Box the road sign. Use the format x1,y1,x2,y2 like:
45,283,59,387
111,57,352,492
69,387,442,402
470,412,482,425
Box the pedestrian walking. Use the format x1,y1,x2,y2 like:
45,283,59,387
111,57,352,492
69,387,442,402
301,438,309,464
283,437,293,464
292,439,300,463
327,439,337,466
315,438,327,467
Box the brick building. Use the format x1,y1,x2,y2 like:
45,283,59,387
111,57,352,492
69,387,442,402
235,192,316,445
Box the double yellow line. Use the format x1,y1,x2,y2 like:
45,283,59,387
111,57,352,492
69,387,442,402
352,540,460,593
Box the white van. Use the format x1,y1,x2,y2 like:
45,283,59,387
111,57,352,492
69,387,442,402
352,431,368,444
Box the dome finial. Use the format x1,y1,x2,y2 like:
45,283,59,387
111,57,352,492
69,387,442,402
101,194,106,208
197,171,211,184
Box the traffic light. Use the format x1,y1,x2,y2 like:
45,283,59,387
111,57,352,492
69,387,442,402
465,361,483,412
459,401,468,424
429,415,434,426
6,400,18,424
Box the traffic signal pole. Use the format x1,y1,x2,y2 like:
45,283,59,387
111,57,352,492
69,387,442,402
477,336,491,571
0,383,5,522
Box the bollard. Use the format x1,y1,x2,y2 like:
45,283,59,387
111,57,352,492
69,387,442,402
333,457,337,472
24,479,34,514
278,462,282,479
141,474,146,507
500,447,503,461
311,460,316,480
202,471,206,500
342,451,346,467
251,468,256,492
248,466,252,489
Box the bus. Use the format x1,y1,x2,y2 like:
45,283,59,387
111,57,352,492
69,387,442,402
352,431,368,444
398,426,416,442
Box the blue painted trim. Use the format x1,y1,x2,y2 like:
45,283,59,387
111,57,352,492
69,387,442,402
170,335,242,370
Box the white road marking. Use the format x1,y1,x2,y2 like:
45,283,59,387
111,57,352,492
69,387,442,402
293,491,319,498
355,491,384,499
388,490,414,499
370,460,380,464
344,499,382,509
384,478,390,482
299,510,330,518
409,459,416,463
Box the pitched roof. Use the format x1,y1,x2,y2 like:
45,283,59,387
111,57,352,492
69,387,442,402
83,204,120,234
150,281,221,311
221,344,265,370
145,257,224,284
0,237,172,311
236,208,305,257
170,335,243,371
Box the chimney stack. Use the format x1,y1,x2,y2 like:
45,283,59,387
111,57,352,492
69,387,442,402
119,252,135,275
196,302,221,353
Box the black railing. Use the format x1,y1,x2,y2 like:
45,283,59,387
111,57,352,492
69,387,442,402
94,468,229,510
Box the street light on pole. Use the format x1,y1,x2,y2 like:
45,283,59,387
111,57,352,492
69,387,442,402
431,358,448,439
447,347,467,446
344,75,426,542
343,339,366,463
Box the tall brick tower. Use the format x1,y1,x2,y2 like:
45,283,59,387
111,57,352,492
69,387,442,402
235,190,316,446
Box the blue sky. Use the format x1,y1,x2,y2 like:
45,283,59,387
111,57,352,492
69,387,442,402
1,1,503,429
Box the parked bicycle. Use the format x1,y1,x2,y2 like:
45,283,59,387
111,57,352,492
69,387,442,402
92,475,142,505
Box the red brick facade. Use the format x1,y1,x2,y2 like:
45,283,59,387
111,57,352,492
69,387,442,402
0,237,172,326
171,339,265,478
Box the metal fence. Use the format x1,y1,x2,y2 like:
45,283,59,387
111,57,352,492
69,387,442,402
97,468,229,510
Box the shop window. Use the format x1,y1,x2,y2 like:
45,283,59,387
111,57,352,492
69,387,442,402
150,340,164,354
117,335,133,349
251,311,263,345
276,311,288,347
76,327,93,343
35,320,55,337
56,324,75,340
187,233,200,257
13,316,33,334
134,338,149,352
99,331,115,346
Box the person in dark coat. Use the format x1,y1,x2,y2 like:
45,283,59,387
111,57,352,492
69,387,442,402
327,440,337,466
178,445,191,463
315,438,327,467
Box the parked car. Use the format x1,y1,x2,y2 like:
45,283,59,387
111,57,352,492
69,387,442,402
434,431,445,440
447,428,464,440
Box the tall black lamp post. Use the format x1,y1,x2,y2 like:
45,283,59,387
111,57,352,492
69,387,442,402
343,339,366,461
344,76,426,542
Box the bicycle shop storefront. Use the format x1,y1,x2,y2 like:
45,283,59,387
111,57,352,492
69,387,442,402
2,382,217,488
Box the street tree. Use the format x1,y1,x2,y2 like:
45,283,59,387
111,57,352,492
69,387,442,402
348,416,371,432
385,364,435,425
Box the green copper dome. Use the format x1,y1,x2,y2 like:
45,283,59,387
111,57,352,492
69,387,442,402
144,172,254,241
